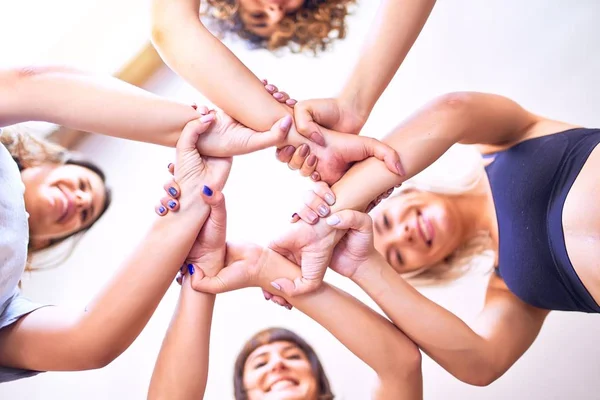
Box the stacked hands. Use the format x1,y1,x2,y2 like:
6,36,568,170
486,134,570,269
156,82,402,308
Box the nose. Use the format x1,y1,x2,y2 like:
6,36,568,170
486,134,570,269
75,189,92,209
265,4,285,23
395,223,415,245
270,356,287,372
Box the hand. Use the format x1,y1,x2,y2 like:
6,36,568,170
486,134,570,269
290,182,337,225
294,97,368,141
194,105,293,157
326,210,377,279
268,219,339,297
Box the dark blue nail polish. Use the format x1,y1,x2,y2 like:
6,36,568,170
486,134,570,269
158,206,166,214
168,187,178,197
167,162,173,169
168,200,176,209
202,185,213,196
187,263,195,275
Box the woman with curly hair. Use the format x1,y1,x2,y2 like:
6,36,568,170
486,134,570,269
151,0,434,180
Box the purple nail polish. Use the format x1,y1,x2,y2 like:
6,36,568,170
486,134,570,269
168,200,177,209
203,185,213,196
187,264,195,275
168,187,178,197
158,206,166,214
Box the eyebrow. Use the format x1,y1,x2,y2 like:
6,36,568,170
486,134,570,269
248,344,298,364
86,177,96,220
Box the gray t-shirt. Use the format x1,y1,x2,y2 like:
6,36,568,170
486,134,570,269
0,138,47,383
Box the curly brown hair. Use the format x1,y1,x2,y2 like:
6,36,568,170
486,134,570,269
203,0,356,54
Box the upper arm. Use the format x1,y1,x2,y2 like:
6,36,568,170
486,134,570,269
472,272,549,383
151,0,202,39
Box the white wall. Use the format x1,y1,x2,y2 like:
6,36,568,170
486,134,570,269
2,0,600,399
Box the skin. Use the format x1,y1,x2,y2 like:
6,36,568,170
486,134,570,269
21,163,106,249
238,0,305,38
243,341,318,400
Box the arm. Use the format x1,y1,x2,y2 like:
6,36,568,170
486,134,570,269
353,255,549,386
339,0,437,125
148,278,215,400
0,198,210,371
0,66,200,147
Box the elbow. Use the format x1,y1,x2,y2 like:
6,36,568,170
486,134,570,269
73,345,124,371
457,365,502,387
379,345,423,383
429,92,474,115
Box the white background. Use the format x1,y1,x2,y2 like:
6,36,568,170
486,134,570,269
2,0,600,399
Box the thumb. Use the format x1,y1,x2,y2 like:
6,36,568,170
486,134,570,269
354,135,405,177
200,186,226,214
243,115,293,153
270,276,322,297
294,100,327,146
177,114,216,152
326,210,373,234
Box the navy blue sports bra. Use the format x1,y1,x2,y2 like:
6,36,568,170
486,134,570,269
485,127,600,313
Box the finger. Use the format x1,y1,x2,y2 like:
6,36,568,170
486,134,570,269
270,296,293,310
288,143,310,170
285,98,297,107
160,196,179,212
244,115,292,153
272,91,290,104
360,136,406,177
299,154,318,177
177,117,215,152
155,203,168,216
167,162,175,175
176,271,183,286
196,105,210,115
264,84,278,94
270,276,322,297
262,288,274,300
310,171,321,182
276,145,296,164
312,181,336,206
296,205,319,225
290,213,300,223
200,186,226,226
163,180,180,199
326,210,373,234
293,100,326,146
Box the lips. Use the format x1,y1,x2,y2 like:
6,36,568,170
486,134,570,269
416,209,434,247
56,185,75,223
267,377,299,392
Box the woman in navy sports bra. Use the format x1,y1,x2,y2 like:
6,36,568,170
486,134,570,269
234,90,600,387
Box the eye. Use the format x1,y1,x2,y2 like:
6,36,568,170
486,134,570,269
79,178,85,191
81,209,89,223
253,361,267,369
250,11,266,19
383,214,391,229
395,250,404,266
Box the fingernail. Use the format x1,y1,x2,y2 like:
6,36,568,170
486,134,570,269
273,92,283,99
191,104,198,110
167,162,173,170
307,211,318,224
291,212,299,222
261,79,267,85
168,200,177,209
309,131,326,146
396,161,406,176
158,206,166,214
180,265,184,273
324,193,335,206
311,172,320,181
326,215,341,226
265,84,275,92
299,144,309,157
285,305,292,310
168,187,178,197
306,154,317,167
202,185,213,196
271,282,282,291
286,99,297,106
280,115,292,131
317,204,329,217
200,114,215,123
187,264,195,275
283,145,295,157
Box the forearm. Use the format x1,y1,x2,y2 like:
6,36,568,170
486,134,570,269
340,0,436,119
259,250,422,390
151,1,308,148
148,279,215,400
1,66,200,146
353,254,491,382
0,200,210,371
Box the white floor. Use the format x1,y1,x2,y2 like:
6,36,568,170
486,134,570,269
3,0,600,399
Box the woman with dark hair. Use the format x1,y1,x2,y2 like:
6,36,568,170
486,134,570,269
151,0,431,182
0,65,290,383
147,179,422,399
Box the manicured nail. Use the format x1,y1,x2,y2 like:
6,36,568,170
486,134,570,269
202,185,213,196
395,161,406,176
265,84,275,92
311,172,320,181
286,99,297,106
299,144,309,157
291,212,299,222
271,282,282,291
191,104,198,110
168,187,178,197
273,92,284,100
187,264,195,275
306,154,317,167
158,206,166,214
285,305,292,310
317,204,329,217
168,200,177,209
261,79,267,85
324,193,335,206
200,114,215,123
307,211,318,224
167,162,173,170
283,145,295,157
309,131,326,146
280,115,292,131
326,215,341,226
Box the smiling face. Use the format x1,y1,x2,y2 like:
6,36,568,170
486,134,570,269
237,0,305,37
242,341,318,400
372,189,465,274
21,162,108,248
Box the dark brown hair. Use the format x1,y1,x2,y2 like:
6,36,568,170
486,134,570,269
233,327,334,399
203,0,355,54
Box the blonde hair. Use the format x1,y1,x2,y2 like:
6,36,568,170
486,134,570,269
203,0,355,54
388,145,496,286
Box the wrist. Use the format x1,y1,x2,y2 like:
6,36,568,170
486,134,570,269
338,89,371,131
351,251,386,285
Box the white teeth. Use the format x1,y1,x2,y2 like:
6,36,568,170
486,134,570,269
418,215,431,241
270,379,296,391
